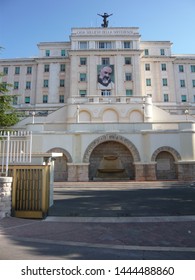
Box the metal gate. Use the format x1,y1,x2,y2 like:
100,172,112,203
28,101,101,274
10,166,50,218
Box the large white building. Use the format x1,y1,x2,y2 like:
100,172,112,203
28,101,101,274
1,24,195,182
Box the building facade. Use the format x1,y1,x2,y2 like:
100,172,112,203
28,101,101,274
1,26,195,181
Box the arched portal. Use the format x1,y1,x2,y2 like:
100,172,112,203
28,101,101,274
47,148,72,182
83,134,140,181
151,147,181,180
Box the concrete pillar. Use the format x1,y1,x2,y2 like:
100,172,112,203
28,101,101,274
144,95,153,122
67,163,89,182
0,177,13,218
134,162,156,181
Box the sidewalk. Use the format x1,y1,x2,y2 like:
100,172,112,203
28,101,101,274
0,181,195,260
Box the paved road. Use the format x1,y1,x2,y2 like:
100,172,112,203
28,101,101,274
1,181,195,260
49,181,195,217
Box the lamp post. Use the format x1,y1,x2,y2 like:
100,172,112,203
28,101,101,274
76,105,80,123
185,109,189,121
32,111,35,124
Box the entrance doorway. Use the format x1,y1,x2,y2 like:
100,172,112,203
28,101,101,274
155,151,178,180
89,141,135,180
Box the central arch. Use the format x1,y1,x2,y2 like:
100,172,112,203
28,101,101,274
83,134,140,181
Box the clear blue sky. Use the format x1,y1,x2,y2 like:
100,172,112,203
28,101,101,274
1,0,195,58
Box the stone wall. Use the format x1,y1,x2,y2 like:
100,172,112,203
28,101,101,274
67,164,89,182
88,141,135,180
0,177,12,218
178,162,195,181
134,163,156,181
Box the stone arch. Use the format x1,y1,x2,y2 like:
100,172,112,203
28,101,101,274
102,108,119,122
151,146,181,162
129,110,143,122
83,134,140,163
47,147,72,182
151,146,181,180
79,110,92,122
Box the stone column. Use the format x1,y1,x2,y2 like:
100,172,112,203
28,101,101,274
67,163,89,182
134,162,156,181
0,177,13,218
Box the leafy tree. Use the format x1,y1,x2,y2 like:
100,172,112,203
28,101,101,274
0,73,19,128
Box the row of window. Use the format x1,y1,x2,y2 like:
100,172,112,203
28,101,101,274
13,92,195,105
79,41,133,50
45,49,67,57
145,64,195,72
146,78,195,88
3,64,66,75
12,76,195,90
144,49,167,56
13,95,65,105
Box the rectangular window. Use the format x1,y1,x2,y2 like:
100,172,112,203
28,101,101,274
162,78,168,86
3,67,8,75
101,90,111,96
13,96,18,105
80,57,87,65
45,50,50,57
79,41,88,49
26,81,31,89
181,95,187,102
161,64,166,71
79,90,87,96
43,95,48,103
59,95,64,103
146,78,151,86
126,89,133,96
164,94,169,102
25,96,30,104
125,73,132,81
44,64,49,72
43,79,49,88
61,49,66,56
101,57,110,65
15,67,20,74
60,64,66,72
27,66,32,74
14,81,19,90
123,41,131,49
179,65,184,72
80,73,87,82
180,80,185,87
125,57,131,65
160,49,165,55
99,41,112,49
192,80,195,87
144,49,149,55
191,65,195,72
145,64,150,71
60,79,65,87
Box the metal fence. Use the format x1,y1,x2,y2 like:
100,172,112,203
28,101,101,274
0,130,32,176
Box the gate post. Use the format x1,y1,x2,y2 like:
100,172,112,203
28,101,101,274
0,177,13,218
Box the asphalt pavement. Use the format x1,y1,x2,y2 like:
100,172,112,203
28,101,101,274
0,181,195,260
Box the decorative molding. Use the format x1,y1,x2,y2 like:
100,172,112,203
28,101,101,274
47,147,73,163
151,146,181,162
83,134,140,163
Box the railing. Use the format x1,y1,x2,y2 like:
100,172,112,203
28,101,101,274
67,95,146,105
9,165,50,218
0,130,32,176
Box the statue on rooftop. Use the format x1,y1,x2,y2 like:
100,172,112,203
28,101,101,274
97,13,113,28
